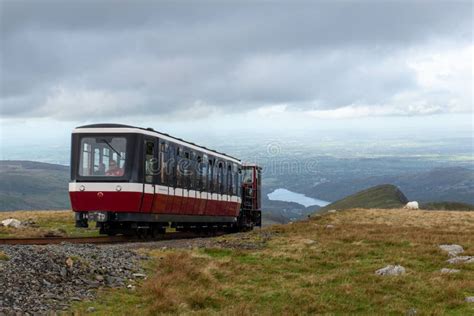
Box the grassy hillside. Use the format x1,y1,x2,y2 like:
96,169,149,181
319,184,408,212
0,161,70,211
72,208,474,315
421,201,474,211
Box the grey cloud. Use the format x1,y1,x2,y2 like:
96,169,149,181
0,1,472,120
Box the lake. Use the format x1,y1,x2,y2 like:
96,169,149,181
267,188,330,207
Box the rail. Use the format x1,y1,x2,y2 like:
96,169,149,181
0,231,221,246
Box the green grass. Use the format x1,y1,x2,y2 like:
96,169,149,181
72,209,474,315
319,184,408,212
0,210,100,238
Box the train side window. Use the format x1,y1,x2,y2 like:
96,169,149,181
208,158,214,192
176,151,183,188
159,141,167,185
185,151,193,189
144,140,155,184
232,163,238,196
201,154,208,191
218,162,224,194
237,167,242,196
227,164,232,195
168,143,177,187
196,155,202,190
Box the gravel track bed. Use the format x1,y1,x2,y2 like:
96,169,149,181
0,243,146,314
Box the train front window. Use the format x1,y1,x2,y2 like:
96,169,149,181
79,137,127,177
243,168,253,184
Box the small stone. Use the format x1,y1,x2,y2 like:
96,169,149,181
66,257,74,268
465,297,474,303
439,244,464,257
303,239,316,245
440,268,460,274
447,256,474,264
95,275,104,282
375,265,406,276
127,284,136,290
132,273,146,278
1,218,22,228
327,210,337,213
87,306,96,312
325,224,334,229
406,307,417,316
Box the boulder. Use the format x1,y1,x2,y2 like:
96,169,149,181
375,265,406,276
466,297,474,303
1,218,22,228
439,244,464,257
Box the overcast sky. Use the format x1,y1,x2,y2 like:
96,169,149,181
0,0,472,152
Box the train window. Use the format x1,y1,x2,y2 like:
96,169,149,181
233,163,238,195
208,158,214,192
227,164,232,195
159,141,167,185
218,162,224,194
185,158,193,189
185,151,190,159
144,140,155,183
201,154,208,191
237,167,242,196
168,143,177,187
79,137,127,177
243,168,253,183
177,155,184,188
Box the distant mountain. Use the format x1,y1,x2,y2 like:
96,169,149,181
309,167,474,205
0,160,70,211
318,184,408,212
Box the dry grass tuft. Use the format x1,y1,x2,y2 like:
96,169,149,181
142,251,220,314
0,251,9,261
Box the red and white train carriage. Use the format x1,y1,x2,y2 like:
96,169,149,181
69,124,261,235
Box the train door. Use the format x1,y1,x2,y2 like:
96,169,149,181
241,164,262,227
141,137,158,212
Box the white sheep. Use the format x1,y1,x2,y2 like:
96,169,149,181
404,201,419,210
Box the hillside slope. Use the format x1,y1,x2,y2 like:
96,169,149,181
421,201,474,211
0,161,70,211
71,208,474,315
319,184,408,212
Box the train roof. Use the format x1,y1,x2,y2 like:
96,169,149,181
75,123,241,163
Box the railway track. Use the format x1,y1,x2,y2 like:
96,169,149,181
0,231,219,246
